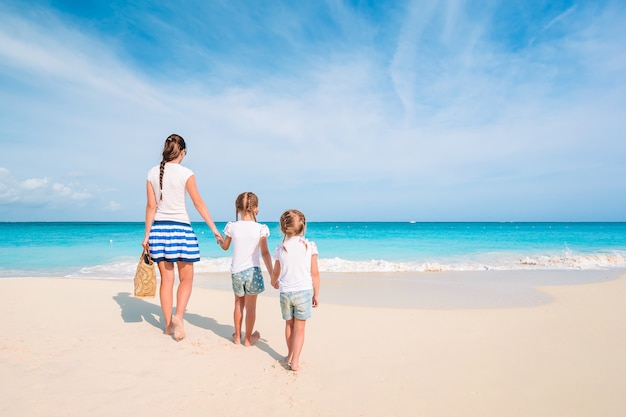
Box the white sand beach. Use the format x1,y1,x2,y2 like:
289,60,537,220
1,271,625,417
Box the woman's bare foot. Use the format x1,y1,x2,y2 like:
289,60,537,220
164,322,175,336
232,332,241,345
244,330,260,347
289,362,299,371
171,316,185,342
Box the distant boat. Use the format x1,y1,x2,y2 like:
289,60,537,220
409,220,416,224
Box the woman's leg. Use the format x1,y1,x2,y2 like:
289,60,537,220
169,261,193,341
158,261,176,333
174,261,194,319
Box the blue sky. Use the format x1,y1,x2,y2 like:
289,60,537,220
1,0,625,222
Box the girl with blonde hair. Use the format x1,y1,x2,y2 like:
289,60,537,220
219,192,273,346
270,209,320,371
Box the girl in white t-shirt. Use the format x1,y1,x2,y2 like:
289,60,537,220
270,209,320,371
219,192,273,346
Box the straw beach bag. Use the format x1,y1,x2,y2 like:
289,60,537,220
134,248,156,298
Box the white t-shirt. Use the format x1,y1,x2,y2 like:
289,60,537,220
147,163,193,224
274,236,318,293
223,221,270,273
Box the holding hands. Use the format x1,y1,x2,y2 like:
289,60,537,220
213,231,224,246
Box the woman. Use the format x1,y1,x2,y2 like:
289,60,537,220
142,134,223,341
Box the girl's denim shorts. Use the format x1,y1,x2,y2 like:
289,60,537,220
279,289,313,320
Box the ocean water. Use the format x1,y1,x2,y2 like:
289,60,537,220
1,222,626,279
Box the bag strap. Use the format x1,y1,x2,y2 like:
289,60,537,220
142,247,152,264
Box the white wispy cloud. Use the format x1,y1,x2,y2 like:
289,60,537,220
104,201,122,212
0,1,624,221
21,177,50,190
0,167,92,206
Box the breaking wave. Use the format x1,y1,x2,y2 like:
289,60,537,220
65,250,626,279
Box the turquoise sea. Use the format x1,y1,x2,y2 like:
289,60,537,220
1,222,626,278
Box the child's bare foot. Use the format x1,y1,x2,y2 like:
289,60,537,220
289,362,299,371
171,316,185,342
244,330,260,347
232,333,241,345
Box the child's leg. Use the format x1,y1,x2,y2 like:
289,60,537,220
289,318,307,371
284,318,295,364
233,295,245,344
243,294,260,346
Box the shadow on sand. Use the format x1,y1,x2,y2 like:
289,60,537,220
184,311,284,361
112,292,163,331
112,292,283,361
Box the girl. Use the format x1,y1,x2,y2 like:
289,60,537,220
219,192,273,346
270,209,320,371
143,134,223,342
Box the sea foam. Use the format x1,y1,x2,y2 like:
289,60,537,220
64,251,626,279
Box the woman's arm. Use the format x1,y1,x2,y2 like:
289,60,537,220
142,181,157,249
185,175,223,244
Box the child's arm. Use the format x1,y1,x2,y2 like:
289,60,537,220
219,222,232,250
270,260,280,289
219,235,231,251
259,237,273,276
311,254,320,307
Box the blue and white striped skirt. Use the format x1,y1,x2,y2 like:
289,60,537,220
148,221,200,263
